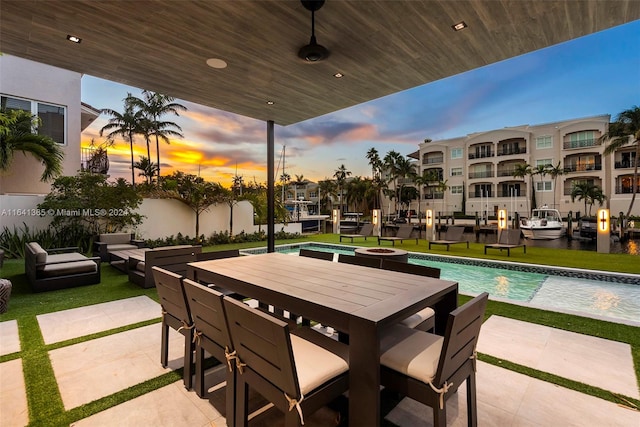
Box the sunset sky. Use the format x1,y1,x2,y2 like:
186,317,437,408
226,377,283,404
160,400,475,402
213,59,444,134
80,20,640,188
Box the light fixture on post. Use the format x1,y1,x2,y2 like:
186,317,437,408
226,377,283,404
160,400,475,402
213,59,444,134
298,0,330,62
597,208,610,253
498,209,507,241
332,209,340,234
426,209,434,241
372,209,381,237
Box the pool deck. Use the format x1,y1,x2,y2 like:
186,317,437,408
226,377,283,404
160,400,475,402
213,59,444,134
1,296,638,426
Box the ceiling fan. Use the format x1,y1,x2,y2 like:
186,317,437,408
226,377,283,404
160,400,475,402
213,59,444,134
298,0,330,62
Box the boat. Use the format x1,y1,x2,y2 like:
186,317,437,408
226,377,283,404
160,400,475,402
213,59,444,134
285,198,329,232
520,206,566,240
340,212,364,233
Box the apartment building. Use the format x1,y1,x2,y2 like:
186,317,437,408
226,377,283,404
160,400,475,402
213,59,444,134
416,114,639,218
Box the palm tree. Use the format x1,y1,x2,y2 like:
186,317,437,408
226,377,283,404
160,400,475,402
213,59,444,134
100,94,143,187
127,91,186,183
133,156,159,184
383,150,402,214
600,106,640,216
318,179,337,213
413,170,432,225
366,147,384,210
0,109,64,181
333,164,351,212
292,174,306,200
533,164,549,207
436,179,449,217
512,162,532,212
546,161,564,209
232,172,244,197
279,172,291,200
571,182,606,216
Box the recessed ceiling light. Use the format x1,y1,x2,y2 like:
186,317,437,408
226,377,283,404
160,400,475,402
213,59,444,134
66,35,82,43
452,21,468,31
206,58,228,69
266,100,275,105
333,72,344,78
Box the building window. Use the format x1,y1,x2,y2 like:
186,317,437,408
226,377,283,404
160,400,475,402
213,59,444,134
451,167,463,176
451,148,463,159
308,191,317,198
1,95,67,145
536,159,552,168
451,185,463,194
536,181,553,192
536,135,552,149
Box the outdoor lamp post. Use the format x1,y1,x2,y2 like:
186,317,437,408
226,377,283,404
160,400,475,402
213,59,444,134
498,209,507,242
597,208,610,253
332,209,340,234
426,209,434,241
372,209,381,237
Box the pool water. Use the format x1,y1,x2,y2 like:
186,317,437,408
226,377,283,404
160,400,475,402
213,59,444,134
245,243,640,324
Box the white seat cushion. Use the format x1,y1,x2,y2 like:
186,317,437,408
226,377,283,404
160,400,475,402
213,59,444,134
380,325,443,384
401,307,435,329
291,334,348,395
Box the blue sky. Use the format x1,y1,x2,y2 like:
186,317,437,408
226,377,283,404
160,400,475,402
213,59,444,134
81,20,640,186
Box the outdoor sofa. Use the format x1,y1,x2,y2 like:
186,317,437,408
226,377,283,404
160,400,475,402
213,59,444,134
128,245,202,288
25,242,101,292
93,232,145,262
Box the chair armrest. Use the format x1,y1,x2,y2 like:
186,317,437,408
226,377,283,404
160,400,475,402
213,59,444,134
132,239,146,248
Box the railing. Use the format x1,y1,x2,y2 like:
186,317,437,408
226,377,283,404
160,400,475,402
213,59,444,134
497,169,517,177
468,171,494,179
564,164,602,173
468,193,493,199
497,147,526,156
615,160,638,169
496,190,526,197
615,186,639,194
423,193,444,199
562,138,600,149
468,152,494,160
422,157,444,164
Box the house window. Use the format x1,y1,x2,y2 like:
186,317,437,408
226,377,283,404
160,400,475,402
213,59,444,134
450,148,463,159
308,191,317,198
451,167,463,176
536,159,552,167
1,95,67,145
451,185,463,194
536,135,552,149
536,181,553,192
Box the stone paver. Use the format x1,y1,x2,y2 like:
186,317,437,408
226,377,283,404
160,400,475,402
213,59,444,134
477,315,639,399
0,358,28,427
37,296,161,344
0,319,20,356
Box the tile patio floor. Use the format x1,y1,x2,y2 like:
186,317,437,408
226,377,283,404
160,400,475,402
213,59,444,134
1,296,638,426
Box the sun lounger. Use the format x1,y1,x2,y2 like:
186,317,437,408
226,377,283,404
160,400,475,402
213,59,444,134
340,223,374,242
484,228,526,256
378,224,418,246
428,226,469,250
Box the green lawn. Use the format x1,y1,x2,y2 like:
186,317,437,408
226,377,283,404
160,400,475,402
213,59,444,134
0,234,638,425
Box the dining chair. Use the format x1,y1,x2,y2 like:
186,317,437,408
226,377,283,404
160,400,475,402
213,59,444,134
379,292,489,427
181,278,236,426
299,248,335,261
223,296,349,427
151,266,195,389
337,253,382,268
380,259,441,332
193,249,245,300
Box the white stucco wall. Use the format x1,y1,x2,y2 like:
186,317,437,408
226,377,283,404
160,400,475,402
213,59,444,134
0,55,83,195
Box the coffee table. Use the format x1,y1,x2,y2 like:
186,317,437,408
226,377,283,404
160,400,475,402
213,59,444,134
108,248,149,272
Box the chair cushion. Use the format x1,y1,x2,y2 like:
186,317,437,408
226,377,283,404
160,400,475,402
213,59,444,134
401,307,435,329
29,242,48,267
380,325,443,384
41,259,97,278
99,233,131,245
106,243,138,252
135,261,146,272
291,334,348,395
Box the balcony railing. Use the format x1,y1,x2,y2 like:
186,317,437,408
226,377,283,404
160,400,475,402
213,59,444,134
563,138,600,149
468,152,494,160
497,147,526,156
422,157,444,165
424,193,444,199
564,164,602,173
497,169,518,177
615,186,639,194
496,190,526,197
468,193,493,199
615,160,638,169
468,171,494,179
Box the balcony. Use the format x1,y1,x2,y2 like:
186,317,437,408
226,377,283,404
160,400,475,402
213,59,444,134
615,160,638,169
469,171,494,179
615,186,639,194
468,151,494,160
497,190,526,197
563,138,600,150
564,164,602,173
468,193,493,199
497,147,526,156
422,157,444,165
424,192,444,199
497,169,517,177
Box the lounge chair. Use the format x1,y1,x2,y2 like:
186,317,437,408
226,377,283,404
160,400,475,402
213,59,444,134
378,224,418,246
337,253,382,268
428,226,469,251
485,228,526,256
379,292,489,427
93,232,145,262
299,248,335,261
128,245,202,288
340,223,374,242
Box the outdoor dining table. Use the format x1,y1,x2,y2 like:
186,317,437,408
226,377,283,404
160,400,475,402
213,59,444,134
188,252,458,426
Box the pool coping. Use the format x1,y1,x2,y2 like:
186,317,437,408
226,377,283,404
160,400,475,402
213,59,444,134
240,241,640,285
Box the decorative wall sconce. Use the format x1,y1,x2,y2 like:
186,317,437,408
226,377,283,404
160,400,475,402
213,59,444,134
498,209,507,230
372,209,379,226
597,209,609,233
426,209,433,227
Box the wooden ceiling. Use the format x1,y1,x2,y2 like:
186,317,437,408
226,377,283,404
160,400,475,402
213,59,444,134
1,1,638,126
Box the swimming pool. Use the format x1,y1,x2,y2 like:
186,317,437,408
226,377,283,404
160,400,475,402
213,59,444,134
241,243,640,324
